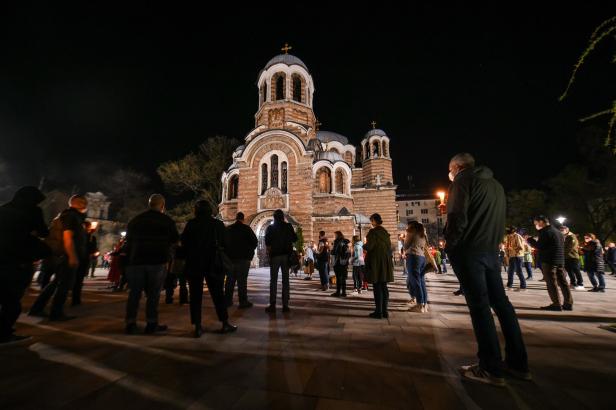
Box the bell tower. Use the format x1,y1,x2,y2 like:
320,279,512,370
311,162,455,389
360,123,393,187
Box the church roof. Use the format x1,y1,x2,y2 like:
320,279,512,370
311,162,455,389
316,150,344,162
317,130,349,145
264,54,309,71
364,128,388,139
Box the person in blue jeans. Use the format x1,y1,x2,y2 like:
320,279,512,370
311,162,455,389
445,153,529,387
404,221,429,313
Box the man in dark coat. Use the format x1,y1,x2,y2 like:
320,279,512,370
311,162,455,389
528,216,573,309
224,212,258,308
0,186,49,344
182,200,237,337
30,194,88,321
123,194,179,335
444,153,528,387
264,209,297,313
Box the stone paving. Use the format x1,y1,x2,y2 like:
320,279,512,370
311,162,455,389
1,267,615,409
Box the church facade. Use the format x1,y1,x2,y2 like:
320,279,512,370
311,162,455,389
219,52,397,266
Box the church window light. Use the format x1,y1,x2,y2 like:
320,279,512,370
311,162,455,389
261,163,268,194
316,167,332,193
281,161,288,193
271,154,279,188
335,169,346,194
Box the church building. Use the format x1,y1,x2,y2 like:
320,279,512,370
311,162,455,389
219,48,397,265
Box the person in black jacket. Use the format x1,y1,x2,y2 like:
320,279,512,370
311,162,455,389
182,200,237,337
582,233,606,292
527,216,573,309
264,209,297,313
330,231,351,297
0,186,49,344
224,212,258,308
444,153,528,387
123,194,179,335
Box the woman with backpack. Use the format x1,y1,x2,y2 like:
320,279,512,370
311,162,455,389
331,231,350,297
404,221,430,313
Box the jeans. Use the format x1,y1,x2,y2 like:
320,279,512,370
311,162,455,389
506,256,526,289
523,261,533,279
372,281,389,315
352,265,364,289
270,255,290,307
587,269,606,290
406,255,427,304
30,258,77,318
225,259,251,305
0,264,32,338
449,251,528,377
334,265,348,295
317,259,329,287
442,260,448,273
541,263,573,305
565,258,584,286
125,264,167,324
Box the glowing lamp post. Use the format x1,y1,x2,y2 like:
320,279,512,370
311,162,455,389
436,191,446,246
556,216,566,225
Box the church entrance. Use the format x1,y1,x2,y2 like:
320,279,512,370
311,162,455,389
256,219,273,268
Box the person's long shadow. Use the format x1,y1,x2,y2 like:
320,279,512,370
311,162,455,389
516,311,616,323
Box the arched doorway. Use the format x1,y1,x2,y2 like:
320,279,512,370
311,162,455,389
257,219,273,267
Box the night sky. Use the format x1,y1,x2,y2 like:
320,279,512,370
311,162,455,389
1,3,615,199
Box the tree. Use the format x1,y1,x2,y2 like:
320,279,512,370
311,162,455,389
560,16,616,153
100,169,152,223
157,135,239,215
506,190,548,232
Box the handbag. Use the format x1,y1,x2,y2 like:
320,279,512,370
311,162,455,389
423,246,438,273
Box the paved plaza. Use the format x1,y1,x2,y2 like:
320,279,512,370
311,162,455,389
1,267,615,409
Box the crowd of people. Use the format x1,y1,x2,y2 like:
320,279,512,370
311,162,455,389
1,152,614,389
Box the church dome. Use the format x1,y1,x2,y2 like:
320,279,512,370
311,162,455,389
316,150,344,162
364,128,388,139
317,130,349,145
264,54,309,71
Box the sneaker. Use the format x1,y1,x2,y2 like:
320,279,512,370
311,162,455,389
459,364,506,387
282,306,291,313
502,363,532,381
574,285,585,291
144,323,168,334
598,288,606,293
265,305,276,313
368,312,383,319
220,322,238,334
562,303,573,311
125,323,138,335
330,292,340,297
540,304,562,311
588,287,599,292
303,276,312,280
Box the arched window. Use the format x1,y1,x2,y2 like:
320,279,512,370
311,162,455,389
330,148,340,154
372,141,380,158
315,168,332,193
382,140,389,158
364,142,370,159
335,169,346,194
260,82,267,105
228,175,239,200
261,163,268,194
292,75,302,102
275,75,285,100
281,161,288,193
271,154,279,188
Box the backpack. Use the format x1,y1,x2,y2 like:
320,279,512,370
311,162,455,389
44,214,65,257
335,240,351,266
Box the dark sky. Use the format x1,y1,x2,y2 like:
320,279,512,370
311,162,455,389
1,3,614,198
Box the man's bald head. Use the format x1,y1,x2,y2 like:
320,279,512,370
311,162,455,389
69,195,88,213
148,194,166,212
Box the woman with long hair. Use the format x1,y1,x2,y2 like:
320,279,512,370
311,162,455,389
351,235,365,294
404,221,429,313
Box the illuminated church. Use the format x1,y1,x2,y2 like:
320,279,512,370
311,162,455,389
219,46,397,265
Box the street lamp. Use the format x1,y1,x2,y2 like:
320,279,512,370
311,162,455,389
556,216,566,225
436,191,446,246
